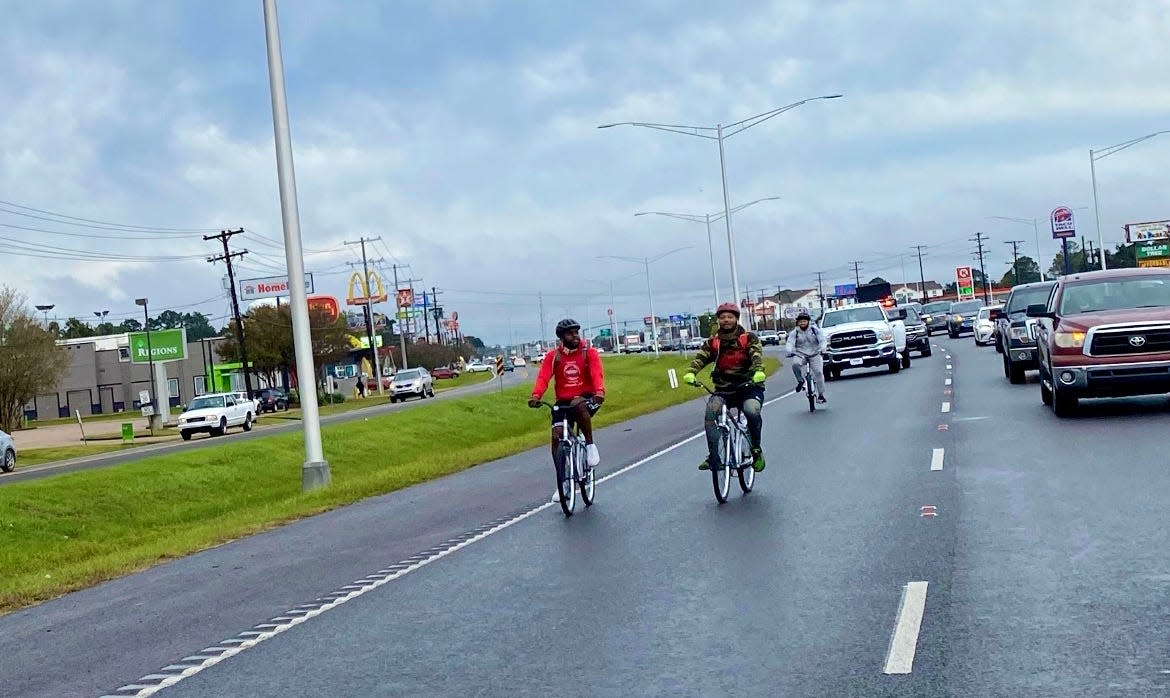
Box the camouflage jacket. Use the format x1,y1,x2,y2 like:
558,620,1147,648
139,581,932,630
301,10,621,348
687,327,764,390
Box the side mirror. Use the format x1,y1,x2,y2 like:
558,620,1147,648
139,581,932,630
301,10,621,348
989,309,1004,321
1025,304,1052,319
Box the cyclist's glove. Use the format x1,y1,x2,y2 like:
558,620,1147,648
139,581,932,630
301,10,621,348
683,371,697,385
752,371,766,384
527,398,541,408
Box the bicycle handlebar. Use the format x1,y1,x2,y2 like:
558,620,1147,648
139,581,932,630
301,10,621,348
691,379,755,396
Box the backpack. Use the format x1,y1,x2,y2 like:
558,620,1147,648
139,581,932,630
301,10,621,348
552,346,591,372
709,333,749,353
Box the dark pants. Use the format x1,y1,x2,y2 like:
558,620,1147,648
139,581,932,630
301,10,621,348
704,385,763,466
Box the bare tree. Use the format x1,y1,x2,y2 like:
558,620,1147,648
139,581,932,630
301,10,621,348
0,287,70,431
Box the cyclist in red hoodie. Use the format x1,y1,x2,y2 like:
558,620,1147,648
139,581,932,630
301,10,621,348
529,319,606,488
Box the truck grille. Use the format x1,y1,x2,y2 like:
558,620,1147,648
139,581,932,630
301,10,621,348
1089,326,1170,356
829,330,877,349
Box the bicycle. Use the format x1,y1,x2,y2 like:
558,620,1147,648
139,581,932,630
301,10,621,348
538,401,596,517
790,351,820,412
692,381,755,503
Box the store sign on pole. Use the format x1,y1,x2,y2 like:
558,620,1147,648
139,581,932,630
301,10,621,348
1125,220,1170,243
1050,206,1076,239
127,328,188,364
955,266,975,300
238,273,314,301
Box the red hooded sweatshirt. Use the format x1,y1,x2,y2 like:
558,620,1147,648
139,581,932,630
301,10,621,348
531,346,605,401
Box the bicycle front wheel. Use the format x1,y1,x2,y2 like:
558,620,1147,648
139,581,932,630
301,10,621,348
806,368,816,412
712,429,732,504
578,441,595,507
555,442,576,517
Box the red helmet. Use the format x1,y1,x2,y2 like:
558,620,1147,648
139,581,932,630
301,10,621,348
715,302,740,317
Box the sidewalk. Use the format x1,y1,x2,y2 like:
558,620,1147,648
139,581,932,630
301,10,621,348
12,417,163,450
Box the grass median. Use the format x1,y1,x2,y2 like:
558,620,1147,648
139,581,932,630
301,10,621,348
0,354,779,613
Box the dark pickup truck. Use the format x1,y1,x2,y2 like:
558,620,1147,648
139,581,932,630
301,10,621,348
995,281,1055,384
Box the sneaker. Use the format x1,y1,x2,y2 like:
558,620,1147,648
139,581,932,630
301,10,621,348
699,456,720,471
817,394,827,404
751,448,766,472
795,381,805,393
552,489,561,503
586,444,600,467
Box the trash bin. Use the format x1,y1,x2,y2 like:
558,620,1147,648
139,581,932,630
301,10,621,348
121,423,134,444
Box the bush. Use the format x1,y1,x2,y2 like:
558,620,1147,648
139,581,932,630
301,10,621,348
316,391,346,405
287,389,301,407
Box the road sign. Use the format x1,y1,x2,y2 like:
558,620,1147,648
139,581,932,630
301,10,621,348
668,314,683,324
494,355,505,376
1050,206,1076,239
1136,241,1170,260
1125,220,1170,243
127,328,188,364
598,328,612,337
834,284,857,297
955,266,975,301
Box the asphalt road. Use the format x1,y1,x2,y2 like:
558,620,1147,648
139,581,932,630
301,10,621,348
0,369,525,485
4,337,1170,696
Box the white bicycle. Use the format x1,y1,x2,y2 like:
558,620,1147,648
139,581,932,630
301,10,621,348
694,381,755,503
538,401,596,517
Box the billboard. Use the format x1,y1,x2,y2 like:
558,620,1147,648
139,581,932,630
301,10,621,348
1125,220,1170,243
238,274,314,302
834,284,857,297
1050,206,1076,240
127,328,188,364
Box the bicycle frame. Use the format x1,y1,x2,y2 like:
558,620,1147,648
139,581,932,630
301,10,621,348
538,401,595,515
692,380,757,502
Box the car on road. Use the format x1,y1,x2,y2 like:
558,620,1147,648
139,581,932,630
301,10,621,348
921,300,951,336
973,304,1002,346
996,281,1056,383
888,305,931,357
623,343,644,354
390,367,435,402
821,302,909,379
431,366,459,379
256,388,289,412
946,299,985,338
465,361,493,373
511,356,526,367
231,392,263,418
365,375,393,391
178,393,255,440
686,337,704,350
758,329,781,346
1029,268,1170,416
0,429,15,473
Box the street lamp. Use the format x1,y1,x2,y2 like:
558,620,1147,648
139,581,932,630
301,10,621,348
1090,130,1170,270
35,304,54,327
94,310,109,328
635,196,782,312
135,298,158,433
598,246,691,357
584,270,642,352
600,95,842,324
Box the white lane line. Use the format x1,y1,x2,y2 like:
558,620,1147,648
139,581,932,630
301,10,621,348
930,448,944,471
941,402,951,413
107,392,796,697
883,581,929,674
944,378,952,386
946,364,953,370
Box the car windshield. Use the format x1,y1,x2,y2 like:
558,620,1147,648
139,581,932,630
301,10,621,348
922,302,950,314
188,396,225,410
950,301,983,314
1006,285,1054,314
821,306,886,327
394,369,422,381
977,307,999,320
887,308,921,323
1058,276,1170,315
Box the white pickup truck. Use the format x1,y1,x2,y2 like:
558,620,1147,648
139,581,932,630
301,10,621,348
820,302,909,379
177,392,255,440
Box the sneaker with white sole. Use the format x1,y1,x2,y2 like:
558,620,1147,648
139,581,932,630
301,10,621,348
586,444,600,467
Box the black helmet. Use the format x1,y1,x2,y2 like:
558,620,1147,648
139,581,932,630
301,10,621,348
796,312,811,322
555,318,581,337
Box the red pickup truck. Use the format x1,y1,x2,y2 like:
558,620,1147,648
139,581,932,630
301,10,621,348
1028,267,1170,416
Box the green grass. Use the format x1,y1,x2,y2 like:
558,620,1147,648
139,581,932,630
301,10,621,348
0,354,778,613
19,444,144,466
19,411,136,429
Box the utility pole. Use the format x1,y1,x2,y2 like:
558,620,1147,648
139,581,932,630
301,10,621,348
345,238,384,395
538,292,547,350
431,287,444,345
970,232,990,303
911,245,928,302
814,272,826,313
391,264,410,369
851,260,863,287
205,228,254,399
1084,240,1096,273
1005,240,1024,285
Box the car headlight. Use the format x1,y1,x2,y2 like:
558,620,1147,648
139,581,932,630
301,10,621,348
878,330,893,342
1009,327,1031,341
1054,330,1086,349
953,315,963,322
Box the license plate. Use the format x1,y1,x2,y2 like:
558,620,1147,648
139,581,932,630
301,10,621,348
849,358,864,366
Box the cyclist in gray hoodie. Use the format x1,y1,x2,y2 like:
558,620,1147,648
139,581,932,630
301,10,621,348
785,312,828,403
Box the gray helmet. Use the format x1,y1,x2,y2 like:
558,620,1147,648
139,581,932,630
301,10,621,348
555,318,581,337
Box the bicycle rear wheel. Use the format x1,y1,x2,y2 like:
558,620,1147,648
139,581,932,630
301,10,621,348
578,441,595,507
712,428,732,503
737,430,755,493
806,368,816,412
555,442,576,517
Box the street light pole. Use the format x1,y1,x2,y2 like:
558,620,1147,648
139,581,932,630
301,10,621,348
600,95,842,331
598,246,691,358
135,298,159,433
1089,130,1170,271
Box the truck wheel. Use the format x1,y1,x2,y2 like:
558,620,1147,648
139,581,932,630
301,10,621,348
888,359,901,374
242,413,253,432
901,351,912,369
1007,355,1026,385
212,417,227,437
1039,364,1054,405
922,343,932,357
181,431,192,442
1052,386,1078,417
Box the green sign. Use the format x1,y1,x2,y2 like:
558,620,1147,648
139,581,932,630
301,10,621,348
127,328,188,364
121,423,134,443
1137,241,1170,259
598,328,612,337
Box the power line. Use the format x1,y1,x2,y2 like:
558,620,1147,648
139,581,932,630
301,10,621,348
0,198,218,234
206,228,255,399
970,232,990,303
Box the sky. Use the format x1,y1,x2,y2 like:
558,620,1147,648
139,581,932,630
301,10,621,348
2,0,1169,345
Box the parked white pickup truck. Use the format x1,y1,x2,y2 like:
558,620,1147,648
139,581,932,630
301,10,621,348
178,393,255,440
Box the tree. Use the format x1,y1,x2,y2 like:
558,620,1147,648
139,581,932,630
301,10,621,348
0,287,70,431
217,305,354,388
182,312,218,340
1048,241,1084,279
1106,243,1137,269
118,318,142,333
150,310,185,331
998,255,1042,286
463,335,486,350
60,317,95,339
